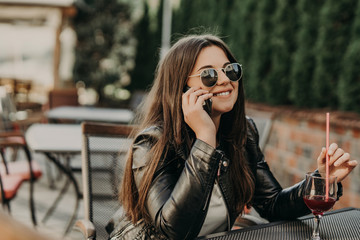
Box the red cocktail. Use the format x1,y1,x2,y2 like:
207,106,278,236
303,173,337,240
303,195,336,216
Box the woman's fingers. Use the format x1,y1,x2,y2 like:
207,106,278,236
183,87,211,107
333,152,350,167
317,147,326,164
348,160,358,167
329,147,345,166
323,143,358,168
190,90,210,105
327,143,338,156
317,143,358,182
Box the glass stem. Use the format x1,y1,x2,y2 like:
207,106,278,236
312,214,322,240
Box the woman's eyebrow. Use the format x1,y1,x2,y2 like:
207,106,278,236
197,65,213,71
197,62,231,71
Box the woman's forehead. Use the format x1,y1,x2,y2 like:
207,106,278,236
194,46,229,70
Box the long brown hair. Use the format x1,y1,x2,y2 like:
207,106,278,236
120,34,254,223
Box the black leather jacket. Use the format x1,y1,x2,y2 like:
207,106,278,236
127,117,314,239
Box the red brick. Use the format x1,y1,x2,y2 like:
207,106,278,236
302,131,324,145
349,192,360,208
335,197,349,210
352,128,360,138
335,191,360,209
292,174,302,183
287,156,297,168
308,120,322,130
340,177,350,189
333,125,346,135
264,148,276,163
289,130,298,142
341,141,351,152
254,104,360,210
294,146,302,156
283,116,299,126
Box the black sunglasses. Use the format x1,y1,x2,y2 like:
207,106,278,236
188,63,243,87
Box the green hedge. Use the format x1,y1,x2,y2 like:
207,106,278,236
73,0,360,111
338,1,360,112
169,0,360,112
289,0,324,107
311,0,357,108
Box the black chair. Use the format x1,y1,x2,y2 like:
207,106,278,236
75,122,135,240
0,86,42,225
233,116,273,228
249,116,272,151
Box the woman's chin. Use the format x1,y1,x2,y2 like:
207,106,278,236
213,106,234,115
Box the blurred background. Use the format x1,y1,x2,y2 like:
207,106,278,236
1,0,359,111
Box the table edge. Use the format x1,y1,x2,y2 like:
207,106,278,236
196,207,359,239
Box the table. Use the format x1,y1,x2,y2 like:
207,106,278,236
25,124,81,234
25,123,131,235
197,207,360,240
46,106,134,124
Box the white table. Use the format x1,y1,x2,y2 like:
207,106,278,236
46,106,134,124
25,124,82,234
25,123,131,234
26,124,130,153
26,124,82,154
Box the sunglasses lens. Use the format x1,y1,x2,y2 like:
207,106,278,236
201,69,218,87
225,63,242,81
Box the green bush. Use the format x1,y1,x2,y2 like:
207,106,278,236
71,0,360,112
72,0,136,105
289,0,324,107
311,0,358,108
246,0,277,102
227,0,257,93
338,1,360,112
265,0,298,105
129,0,159,91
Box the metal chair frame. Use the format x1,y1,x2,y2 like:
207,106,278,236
75,121,135,240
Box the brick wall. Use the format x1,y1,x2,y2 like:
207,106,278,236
246,102,360,210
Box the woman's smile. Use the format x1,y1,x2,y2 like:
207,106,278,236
212,89,232,97
187,45,239,116
213,91,230,97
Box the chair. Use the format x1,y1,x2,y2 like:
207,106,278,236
48,88,79,110
0,131,43,225
0,87,42,225
74,122,135,240
0,167,23,212
43,88,79,187
251,116,272,151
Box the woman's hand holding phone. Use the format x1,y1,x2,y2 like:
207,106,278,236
182,86,216,148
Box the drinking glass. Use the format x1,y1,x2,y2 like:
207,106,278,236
303,173,337,240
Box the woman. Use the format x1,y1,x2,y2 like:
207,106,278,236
109,34,358,239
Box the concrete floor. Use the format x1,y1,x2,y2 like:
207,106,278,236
7,152,85,240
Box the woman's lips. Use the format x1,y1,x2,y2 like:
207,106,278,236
213,90,231,97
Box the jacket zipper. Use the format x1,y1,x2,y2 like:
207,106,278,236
218,176,231,231
203,153,224,211
217,152,231,230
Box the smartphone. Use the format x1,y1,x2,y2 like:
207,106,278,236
184,86,212,116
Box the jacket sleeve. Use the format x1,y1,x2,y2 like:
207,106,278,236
246,118,311,221
131,127,224,240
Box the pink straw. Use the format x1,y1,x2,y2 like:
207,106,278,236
326,112,330,200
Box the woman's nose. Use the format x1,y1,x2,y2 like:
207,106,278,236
216,69,230,85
